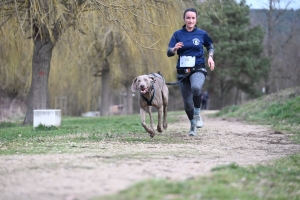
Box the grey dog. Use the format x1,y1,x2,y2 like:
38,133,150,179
131,72,169,138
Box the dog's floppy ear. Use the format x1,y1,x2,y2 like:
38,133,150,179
131,77,138,92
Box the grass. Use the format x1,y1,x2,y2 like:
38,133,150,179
1,87,300,200
94,155,300,200
0,111,185,155
92,87,300,200
215,87,300,143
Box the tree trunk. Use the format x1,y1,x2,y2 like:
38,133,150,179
265,0,274,94
100,60,111,116
234,87,239,105
125,84,133,114
23,35,55,124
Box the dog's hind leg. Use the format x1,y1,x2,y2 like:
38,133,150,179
162,86,169,130
163,105,168,130
140,107,155,137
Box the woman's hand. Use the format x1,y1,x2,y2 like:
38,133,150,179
173,42,184,52
208,56,215,71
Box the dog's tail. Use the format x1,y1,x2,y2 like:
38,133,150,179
157,71,165,84
157,71,163,77
149,71,164,81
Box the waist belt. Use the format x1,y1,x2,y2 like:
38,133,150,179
177,65,207,76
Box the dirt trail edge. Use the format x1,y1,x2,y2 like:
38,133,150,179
1,111,300,200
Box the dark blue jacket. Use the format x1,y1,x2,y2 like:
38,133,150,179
167,25,214,68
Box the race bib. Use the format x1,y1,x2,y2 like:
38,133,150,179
179,56,195,68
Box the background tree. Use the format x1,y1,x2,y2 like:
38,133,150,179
197,0,270,108
0,21,32,119
0,22,32,102
92,26,115,116
46,0,190,117
0,0,171,123
2,0,298,117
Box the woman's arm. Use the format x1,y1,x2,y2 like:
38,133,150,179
206,44,215,71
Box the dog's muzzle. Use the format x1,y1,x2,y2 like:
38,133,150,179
139,85,148,94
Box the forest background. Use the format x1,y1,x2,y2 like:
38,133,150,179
0,0,299,121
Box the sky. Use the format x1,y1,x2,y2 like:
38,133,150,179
240,0,300,9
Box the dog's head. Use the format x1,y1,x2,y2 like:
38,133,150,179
131,75,155,94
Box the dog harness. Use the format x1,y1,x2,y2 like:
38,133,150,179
140,72,163,106
141,86,156,106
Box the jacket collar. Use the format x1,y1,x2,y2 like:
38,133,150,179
182,25,197,32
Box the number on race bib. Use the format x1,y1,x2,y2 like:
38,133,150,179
179,56,195,67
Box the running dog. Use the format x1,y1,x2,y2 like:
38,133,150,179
131,72,169,138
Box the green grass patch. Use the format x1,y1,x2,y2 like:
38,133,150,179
2,88,300,200
0,121,17,128
215,87,300,143
91,87,300,200
94,154,300,200
0,111,185,155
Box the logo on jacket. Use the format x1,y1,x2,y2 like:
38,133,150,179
193,38,200,45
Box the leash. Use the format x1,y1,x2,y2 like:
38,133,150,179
166,74,189,85
166,68,207,86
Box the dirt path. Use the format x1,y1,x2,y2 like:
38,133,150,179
1,111,300,200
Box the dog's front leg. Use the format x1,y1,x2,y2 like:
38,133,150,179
140,107,155,137
148,106,155,131
157,106,163,133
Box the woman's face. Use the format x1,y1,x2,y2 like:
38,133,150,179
184,11,197,31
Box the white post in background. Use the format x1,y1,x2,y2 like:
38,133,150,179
33,109,61,128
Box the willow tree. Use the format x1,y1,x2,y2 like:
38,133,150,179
0,21,32,102
91,26,115,116
91,27,144,115
41,0,191,117
0,0,170,124
76,0,189,116
48,29,101,116
89,18,164,115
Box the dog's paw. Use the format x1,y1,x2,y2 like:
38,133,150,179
157,126,163,133
163,124,168,130
149,132,155,138
144,126,155,137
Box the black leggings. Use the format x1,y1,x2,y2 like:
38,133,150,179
178,72,205,120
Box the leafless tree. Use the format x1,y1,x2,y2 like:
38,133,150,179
263,0,300,93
